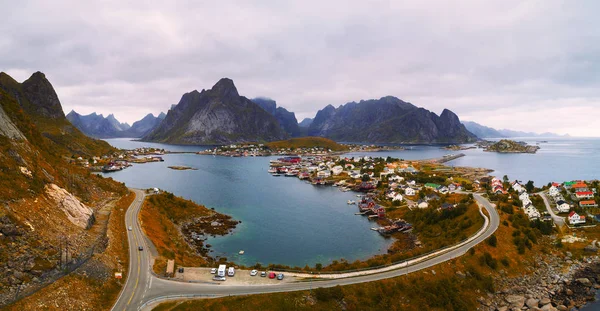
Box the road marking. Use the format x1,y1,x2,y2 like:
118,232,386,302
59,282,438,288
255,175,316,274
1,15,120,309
126,223,141,307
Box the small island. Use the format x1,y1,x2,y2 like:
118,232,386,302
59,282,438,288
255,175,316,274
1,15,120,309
480,139,540,153
168,166,198,170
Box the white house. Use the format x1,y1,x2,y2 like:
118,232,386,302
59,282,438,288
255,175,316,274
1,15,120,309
331,166,344,176
392,194,403,202
404,188,416,196
317,170,331,178
519,192,530,202
417,200,429,209
568,211,586,225
438,186,449,194
548,186,560,197
556,200,570,213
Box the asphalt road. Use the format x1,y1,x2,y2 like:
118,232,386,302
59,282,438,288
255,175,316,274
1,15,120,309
112,189,151,311
112,191,499,311
538,192,566,227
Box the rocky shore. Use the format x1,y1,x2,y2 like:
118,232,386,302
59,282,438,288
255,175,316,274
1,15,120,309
478,252,600,311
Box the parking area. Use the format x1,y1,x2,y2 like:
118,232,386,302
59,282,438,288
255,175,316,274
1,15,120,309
174,267,297,285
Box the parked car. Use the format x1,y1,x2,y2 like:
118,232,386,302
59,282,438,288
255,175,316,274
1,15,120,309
212,276,226,281
128,226,132,231
260,271,267,277
277,273,284,280
178,267,184,273
268,272,276,279
138,246,143,251
250,269,258,276
210,268,217,274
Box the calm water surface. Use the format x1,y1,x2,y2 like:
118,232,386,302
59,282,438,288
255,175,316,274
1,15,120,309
103,137,600,268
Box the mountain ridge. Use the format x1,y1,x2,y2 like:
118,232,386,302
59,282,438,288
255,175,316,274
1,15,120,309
307,96,477,143
142,78,288,145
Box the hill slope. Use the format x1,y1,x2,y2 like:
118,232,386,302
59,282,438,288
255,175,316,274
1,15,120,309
308,96,477,143
142,78,288,145
0,80,129,307
265,137,349,151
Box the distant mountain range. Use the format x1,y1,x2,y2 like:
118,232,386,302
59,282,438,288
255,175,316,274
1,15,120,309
62,76,574,145
66,111,165,138
462,121,568,139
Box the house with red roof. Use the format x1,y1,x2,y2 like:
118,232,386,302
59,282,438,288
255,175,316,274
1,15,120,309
576,191,594,199
568,211,586,225
580,200,598,208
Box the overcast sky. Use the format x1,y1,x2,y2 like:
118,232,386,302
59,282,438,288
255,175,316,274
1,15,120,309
1,0,599,136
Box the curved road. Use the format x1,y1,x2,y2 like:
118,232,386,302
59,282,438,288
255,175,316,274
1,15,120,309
112,191,499,311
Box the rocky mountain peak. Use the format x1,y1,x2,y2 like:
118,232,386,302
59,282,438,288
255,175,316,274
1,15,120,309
211,78,239,98
21,71,65,119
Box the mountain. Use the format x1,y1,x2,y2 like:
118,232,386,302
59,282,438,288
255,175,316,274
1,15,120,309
299,118,313,128
307,96,477,143
67,111,126,138
143,78,288,145
67,110,165,138
106,114,130,131
463,121,566,138
251,97,301,137
0,72,114,156
462,121,506,139
0,72,129,307
122,112,166,137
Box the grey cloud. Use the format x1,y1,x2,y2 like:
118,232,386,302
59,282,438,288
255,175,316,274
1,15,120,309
0,0,599,137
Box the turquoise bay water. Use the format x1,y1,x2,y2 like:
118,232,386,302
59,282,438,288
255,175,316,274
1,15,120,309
103,137,600,267
103,139,394,267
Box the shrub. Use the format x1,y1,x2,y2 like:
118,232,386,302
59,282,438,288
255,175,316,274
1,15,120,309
486,234,497,247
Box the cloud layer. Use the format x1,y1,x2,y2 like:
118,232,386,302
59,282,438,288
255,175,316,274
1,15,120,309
1,0,599,136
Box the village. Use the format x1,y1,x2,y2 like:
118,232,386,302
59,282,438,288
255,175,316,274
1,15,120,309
266,153,600,237
196,142,404,157
70,147,166,172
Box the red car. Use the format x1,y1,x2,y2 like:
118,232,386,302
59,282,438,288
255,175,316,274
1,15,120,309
268,272,276,279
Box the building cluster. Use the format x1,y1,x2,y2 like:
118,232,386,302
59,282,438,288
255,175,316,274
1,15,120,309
511,180,541,220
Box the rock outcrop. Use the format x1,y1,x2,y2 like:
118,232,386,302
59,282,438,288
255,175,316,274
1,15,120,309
143,78,288,145
307,96,477,143
0,99,26,140
45,184,94,229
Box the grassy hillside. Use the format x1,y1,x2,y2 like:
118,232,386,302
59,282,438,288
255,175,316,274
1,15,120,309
265,137,349,151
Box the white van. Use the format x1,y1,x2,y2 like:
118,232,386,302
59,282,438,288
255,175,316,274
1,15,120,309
217,265,226,277
227,267,235,277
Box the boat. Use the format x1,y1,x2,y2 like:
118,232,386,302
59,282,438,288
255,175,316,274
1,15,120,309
268,167,277,173
272,173,281,177
347,200,356,205
239,250,245,255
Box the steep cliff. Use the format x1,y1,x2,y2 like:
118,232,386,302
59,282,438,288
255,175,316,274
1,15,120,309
143,78,288,145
